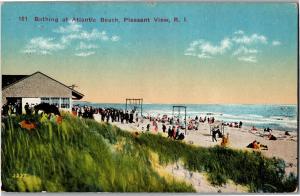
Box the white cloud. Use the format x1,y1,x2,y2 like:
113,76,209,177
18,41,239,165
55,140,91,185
185,30,277,63
111,35,120,42
272,40,281,46
75,51,95,57
22,21,120,56
185,38,232,59
238,56,257,63
29,37,64,50
201,38,232,55
76,42,98,50
232,46,258,56
190,40,200,47
184,41,198,55
54,21,82,34
234,30,244,35
232,33,267,45
60,29,110,44
22,48,51,55
22,37,64,55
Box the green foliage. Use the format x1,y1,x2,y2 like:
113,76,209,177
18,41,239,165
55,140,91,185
1,114,194,192
135,131,298,192
1,114,298,192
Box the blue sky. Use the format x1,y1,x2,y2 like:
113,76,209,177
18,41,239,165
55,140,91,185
2,3,297,57
1,2,298,104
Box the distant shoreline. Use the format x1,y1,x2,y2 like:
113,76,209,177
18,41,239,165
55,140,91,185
75,101,297,106
74,102,297,132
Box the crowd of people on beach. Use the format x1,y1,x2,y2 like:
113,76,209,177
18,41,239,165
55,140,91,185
249,126,279,141
71,105,185,137
2,102,245,138
72,105,139,124
3,102,292,148
74,105,247,143
71,105,191,140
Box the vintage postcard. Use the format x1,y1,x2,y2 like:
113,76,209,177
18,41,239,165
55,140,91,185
1,2,298,193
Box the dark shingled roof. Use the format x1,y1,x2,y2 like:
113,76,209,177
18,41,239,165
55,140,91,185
2,75,28,89
2,72,84,100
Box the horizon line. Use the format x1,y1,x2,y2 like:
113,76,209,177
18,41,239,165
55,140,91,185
74,100,297,106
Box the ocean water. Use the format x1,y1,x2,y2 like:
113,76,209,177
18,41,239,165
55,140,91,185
75,102,298,132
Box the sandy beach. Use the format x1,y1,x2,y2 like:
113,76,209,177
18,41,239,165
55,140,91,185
93,115,298,175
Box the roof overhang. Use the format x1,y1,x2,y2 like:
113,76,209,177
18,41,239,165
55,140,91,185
72,90,84,100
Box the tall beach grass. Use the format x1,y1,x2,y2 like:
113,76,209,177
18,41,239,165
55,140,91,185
1,113,298,192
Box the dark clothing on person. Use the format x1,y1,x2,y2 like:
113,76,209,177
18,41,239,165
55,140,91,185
178,133,185,140
285,131,290,136
269,134,277,140
212,130,217,142
264,127,272,132
247,143,254,148
125,112,129,123
212,128,222,142
25,103,30,115
167,127,172,138
129,113,134,123
175,129,179,139
239,121,243,128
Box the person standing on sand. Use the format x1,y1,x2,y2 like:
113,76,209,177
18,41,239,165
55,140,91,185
146,124,150,132
154,122,158,132
172,126,176,139
162,124,166,133
167,126,172,138
135,113,139,123
120,111,124,123
129,111,134,123
106,112,109,123
175,127,180,139
221,133,229,147
125,111,129,123
239,121,243,128
212,129,217,142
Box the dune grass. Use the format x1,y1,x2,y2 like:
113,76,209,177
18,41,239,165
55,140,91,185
1,113,298,192
1,114,194,192
136,133,298,192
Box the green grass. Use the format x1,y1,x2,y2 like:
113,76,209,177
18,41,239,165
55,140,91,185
136,133,298,192
1,114,298,192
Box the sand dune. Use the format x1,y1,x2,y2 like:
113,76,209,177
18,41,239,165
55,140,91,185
96,115,297,175
93,114,298,192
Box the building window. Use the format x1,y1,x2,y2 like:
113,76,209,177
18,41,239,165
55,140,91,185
50,97,60,108
61,98,70,109
41,97,50,104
